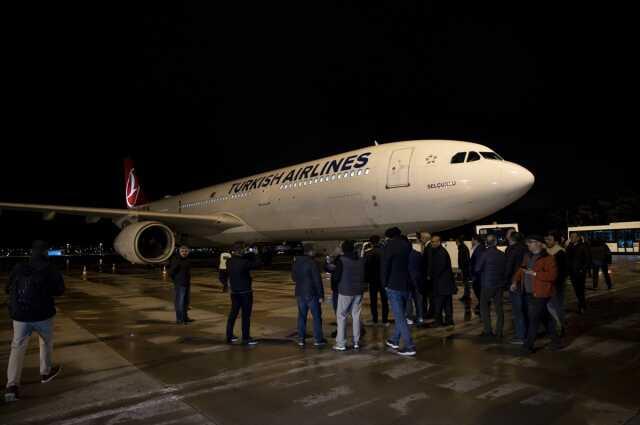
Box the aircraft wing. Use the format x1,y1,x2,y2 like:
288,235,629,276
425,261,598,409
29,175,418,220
0,202,243,233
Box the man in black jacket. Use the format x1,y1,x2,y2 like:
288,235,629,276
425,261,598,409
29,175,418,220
226,244,262,345
364,235,388,326
333,241,366,351
426,235,457,327
469,235,486,315
504,232,528,344
456,237,471,301
168,245,193,325
5,241,64,402
590,239,613,289
292,244,326,347
566,233,589,313
382,227,416,356
475,235,506,338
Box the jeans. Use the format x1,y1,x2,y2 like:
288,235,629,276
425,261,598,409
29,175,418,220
227,292,253,341
174,284,189,322
547,281,566,329
570,271,587,309
480,286,504,335
336,294,363,347
297,296,324,343
433,295,454,325
7,319,54,388
386,288,415,349
509,290,528,340
525,296,560,351
369,283,389,323
592,263,612,289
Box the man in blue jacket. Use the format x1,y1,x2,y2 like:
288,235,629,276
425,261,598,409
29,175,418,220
382,227,416,356
291,244,327,347
475,234,506,339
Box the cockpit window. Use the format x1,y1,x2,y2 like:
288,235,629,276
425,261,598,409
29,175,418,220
467,151,481,162
450,152,466,164
480,152,503,160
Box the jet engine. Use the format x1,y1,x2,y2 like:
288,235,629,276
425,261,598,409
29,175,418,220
114,221,175,264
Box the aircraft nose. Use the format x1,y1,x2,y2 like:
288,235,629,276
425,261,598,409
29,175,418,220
501,162,534,198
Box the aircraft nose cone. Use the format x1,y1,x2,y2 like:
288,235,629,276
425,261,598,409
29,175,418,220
502,162,534,198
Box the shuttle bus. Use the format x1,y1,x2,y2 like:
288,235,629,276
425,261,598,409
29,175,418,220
568,222,640,255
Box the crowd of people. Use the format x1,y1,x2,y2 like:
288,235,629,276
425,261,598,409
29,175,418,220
4,229,613,401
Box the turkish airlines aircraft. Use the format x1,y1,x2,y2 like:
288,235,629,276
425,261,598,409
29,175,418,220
0,140,534,264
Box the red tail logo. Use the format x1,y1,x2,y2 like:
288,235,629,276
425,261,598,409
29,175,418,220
124,159,143,208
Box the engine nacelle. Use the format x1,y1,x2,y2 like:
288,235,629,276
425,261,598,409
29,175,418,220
114,221,175,264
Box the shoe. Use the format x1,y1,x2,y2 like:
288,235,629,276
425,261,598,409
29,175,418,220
519,347,534,356
385,339,400,350
4,386,19,402
509,338,524,345
41,365,61,383
314,339,327,347
185,318,195,323
406,318,414,325
397,348,416,357
548,342,564,352
353,343,360,350
297,340,305,347
243,339,259,346
333,345,347,352
226,335,239,344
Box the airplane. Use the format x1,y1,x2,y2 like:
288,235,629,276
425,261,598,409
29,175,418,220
0,140,534,264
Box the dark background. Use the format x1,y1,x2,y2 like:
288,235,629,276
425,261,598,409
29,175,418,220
2,3,637,246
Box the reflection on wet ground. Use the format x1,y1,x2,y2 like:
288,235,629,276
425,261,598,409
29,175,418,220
1,261,639,425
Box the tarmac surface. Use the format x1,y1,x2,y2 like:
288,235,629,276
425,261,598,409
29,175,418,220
1,259,639,425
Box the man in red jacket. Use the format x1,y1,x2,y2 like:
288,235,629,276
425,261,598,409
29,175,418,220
511,235,562,355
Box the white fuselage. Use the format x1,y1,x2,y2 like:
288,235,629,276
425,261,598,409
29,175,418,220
144,140,534,244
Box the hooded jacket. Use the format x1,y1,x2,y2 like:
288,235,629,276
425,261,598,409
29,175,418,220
6,256,65,322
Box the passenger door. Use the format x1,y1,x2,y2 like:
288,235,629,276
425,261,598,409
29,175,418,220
386,147,414,188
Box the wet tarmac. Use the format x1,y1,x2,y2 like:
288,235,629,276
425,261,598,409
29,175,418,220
1,261,639,425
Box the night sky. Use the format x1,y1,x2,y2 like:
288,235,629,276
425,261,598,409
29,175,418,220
2,3,637,246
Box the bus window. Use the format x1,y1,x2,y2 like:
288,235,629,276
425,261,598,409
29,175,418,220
477,227,515,246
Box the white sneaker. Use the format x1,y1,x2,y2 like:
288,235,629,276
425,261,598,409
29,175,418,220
406,318,414,325
333,345,347,352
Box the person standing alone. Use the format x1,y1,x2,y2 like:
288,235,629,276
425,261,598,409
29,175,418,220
169,245,193,324
5,241,65,402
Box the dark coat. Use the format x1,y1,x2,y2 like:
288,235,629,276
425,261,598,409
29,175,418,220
168,256,192,287
475,246,506,288
548,247,569,286
566,241,590,274
228,253,262,294
469,244,486,286
381,236,411,292
6,257,65,322
337,254,365,296
363,245,383,287
590,242,611,265
408,249,424,289
504,242,528,285
457,243,471,279
426,246,456,296
291,255,325,299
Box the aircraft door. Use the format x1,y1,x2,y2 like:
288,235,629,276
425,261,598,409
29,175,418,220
386,147,414,188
